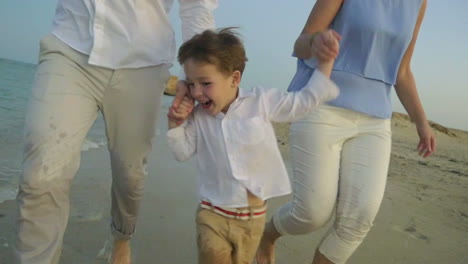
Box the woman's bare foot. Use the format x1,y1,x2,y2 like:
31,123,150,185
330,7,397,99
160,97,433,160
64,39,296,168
255,220,281,264
110,239,131,264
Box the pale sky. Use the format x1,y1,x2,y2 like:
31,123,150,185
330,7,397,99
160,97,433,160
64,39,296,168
0,0,467,130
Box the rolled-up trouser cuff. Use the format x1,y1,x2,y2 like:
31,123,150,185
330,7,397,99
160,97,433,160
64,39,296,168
319,228,363,264
272,205,292,236
111,222,134,241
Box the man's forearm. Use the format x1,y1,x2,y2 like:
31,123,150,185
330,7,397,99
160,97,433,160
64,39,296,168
179,0,217,42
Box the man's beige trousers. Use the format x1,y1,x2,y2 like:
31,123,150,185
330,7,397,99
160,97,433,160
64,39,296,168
14,34,170,264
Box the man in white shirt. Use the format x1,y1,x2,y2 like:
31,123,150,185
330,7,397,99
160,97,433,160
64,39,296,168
166,28,340,264
14,1,217,264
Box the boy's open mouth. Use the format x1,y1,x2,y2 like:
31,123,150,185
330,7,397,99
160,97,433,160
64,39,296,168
200,99,213,109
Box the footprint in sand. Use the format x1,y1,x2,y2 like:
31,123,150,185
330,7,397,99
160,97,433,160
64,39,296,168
393,219,430,242
74,211,104,222
0,236,8,248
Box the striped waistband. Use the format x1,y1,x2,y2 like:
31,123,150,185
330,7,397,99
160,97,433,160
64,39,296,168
200,200,267,220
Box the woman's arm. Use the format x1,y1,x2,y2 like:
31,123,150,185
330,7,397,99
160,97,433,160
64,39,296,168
294,0,343,59
394,0,435,158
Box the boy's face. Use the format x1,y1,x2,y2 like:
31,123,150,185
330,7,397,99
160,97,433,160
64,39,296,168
184,58,240,116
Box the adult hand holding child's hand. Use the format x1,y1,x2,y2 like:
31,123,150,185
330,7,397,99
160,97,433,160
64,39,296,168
168,95,194,127
311,29,341,62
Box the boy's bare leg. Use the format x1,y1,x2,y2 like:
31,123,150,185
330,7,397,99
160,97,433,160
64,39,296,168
111,239,131,264
255,219,282,264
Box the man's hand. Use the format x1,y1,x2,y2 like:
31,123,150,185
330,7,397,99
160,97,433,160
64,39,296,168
171,80,190,109
168,95,194,129
168,80,193,126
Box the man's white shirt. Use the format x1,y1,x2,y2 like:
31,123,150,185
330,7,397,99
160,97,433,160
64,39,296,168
51,0,217,69
167,70,339,207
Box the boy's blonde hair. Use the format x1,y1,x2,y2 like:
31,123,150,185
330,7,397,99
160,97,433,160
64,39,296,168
178,27,248,75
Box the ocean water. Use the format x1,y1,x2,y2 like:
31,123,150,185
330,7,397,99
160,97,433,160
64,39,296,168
0,58,172,203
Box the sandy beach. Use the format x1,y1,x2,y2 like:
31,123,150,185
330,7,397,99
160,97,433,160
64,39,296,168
0,110,467,264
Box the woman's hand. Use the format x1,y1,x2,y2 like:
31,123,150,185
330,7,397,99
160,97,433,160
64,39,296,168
416,123,436,158
314,30,340,77
311,30,341,62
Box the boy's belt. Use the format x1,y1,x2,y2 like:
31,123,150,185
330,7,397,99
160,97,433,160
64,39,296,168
200,200,266,220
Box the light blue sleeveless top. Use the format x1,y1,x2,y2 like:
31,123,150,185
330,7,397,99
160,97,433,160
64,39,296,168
288,0,423,119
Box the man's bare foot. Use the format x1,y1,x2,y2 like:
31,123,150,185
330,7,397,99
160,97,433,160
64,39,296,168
110,239,131,264
255,221,281,264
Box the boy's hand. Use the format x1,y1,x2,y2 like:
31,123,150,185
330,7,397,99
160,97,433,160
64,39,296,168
313,30,340,77
171,80,190,109
168,96,194,128
311,30,341,63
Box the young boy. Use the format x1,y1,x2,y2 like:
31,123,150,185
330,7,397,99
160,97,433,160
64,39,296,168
167,28,339,264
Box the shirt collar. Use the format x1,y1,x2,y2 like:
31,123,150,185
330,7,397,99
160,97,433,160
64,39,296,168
215,87,255,118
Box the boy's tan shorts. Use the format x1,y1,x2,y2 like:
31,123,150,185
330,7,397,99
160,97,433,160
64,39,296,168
196,204,266,264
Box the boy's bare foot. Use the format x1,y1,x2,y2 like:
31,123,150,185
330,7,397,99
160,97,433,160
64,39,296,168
255,221,281,264
256,235,276,264
110,239,131,264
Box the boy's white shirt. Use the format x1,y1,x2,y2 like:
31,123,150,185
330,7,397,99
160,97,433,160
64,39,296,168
167,70,339,208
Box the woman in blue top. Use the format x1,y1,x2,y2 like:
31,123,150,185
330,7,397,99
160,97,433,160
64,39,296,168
256,0,435,263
